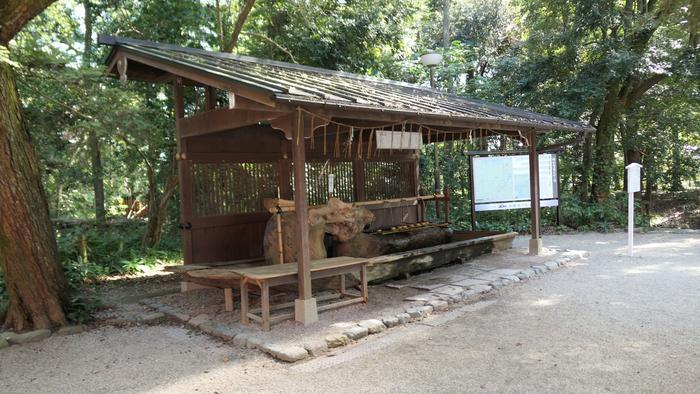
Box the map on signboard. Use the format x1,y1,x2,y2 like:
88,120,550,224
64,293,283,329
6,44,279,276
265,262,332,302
472,154,558,208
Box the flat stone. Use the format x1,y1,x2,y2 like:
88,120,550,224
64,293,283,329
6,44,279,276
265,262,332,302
474,273,505,282
233,333,251,348
246,336,265,349
325,333,350,348
137,312,165,323
1,332,18,342
56,325,86,336
531,265,548,274
343,325,369,340
403,293,437,302
545,261,560,270
358,319,386,334
382,316,399,328
489,268,523,276
427,300,449,311
189,313,211,327
453,268,488,277
172,312,191,321
260,343,308,363
500,275,521,283
453,278,491,288
205,324,239,341
432,285,465,297
304,340,328,356
396,313,411,324
489,279,507,289
405,307,423,319
0,337,9,349
8,329,51,345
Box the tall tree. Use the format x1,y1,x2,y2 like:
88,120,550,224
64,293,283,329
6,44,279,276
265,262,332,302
83,0,106,223
0,0,68,331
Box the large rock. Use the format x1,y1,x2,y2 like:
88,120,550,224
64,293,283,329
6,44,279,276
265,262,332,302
343,325,369,340
358,319,386,334
325,334,350,348
304,340,328,356
427,300,449,311
8,329,51,345
382,316,400,328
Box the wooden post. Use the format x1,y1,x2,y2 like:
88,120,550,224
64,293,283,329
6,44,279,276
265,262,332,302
528,130,542,255
469,155,477,231
291,109,318,325
204,86,216,111
443,187,450,223
434,143,440,220
174,78,194,265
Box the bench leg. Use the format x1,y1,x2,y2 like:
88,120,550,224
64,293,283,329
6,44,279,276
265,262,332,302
240,281,249,325
261,282,270,331
360,265,368,303
339,274,346,296
224,288,234,312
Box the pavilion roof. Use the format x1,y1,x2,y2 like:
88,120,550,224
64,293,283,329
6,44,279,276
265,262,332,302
99,36,594,134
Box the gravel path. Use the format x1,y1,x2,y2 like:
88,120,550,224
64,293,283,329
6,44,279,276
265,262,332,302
1,231,698,393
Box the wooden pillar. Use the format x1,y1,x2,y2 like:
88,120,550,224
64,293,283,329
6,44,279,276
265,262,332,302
204,86,216,111
174,78,194,265
291,109,318,325
528,130,542,255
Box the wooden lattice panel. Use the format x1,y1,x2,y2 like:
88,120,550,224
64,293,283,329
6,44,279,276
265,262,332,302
191,162,278,217
291,161,355,205
364,161,414,200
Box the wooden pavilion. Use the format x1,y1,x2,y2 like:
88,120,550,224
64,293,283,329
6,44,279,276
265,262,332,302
99,36,594,327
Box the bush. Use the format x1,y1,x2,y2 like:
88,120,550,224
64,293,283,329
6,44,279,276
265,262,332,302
561,194,649,232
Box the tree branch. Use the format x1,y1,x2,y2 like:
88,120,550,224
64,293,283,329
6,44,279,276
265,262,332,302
243,30,297,63
223,0,255,52
0,0,57,44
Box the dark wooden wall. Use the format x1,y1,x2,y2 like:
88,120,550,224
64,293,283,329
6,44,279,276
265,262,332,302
181,124,421,264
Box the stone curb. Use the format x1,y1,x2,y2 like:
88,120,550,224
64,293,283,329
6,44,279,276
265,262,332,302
142,251,586,363
0,325,86,351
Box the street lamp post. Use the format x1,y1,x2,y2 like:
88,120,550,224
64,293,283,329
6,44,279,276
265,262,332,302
420,51,444,217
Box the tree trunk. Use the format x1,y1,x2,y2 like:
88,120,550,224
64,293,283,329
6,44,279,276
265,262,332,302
0,61,68,331
83,0,105,224
442,0,450,48
591,84,622,202
88,129,105,223
142,154,178,248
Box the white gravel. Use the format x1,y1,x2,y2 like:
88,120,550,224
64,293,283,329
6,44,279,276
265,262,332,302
1,230,698,393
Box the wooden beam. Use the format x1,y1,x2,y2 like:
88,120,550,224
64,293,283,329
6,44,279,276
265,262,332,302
528,130,542,255
113,48,277,107
177,107,291,138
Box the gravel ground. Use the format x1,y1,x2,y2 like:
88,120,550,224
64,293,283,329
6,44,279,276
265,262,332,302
1,230,698,393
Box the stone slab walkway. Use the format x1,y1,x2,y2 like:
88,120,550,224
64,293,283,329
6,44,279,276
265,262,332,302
126,247,588,363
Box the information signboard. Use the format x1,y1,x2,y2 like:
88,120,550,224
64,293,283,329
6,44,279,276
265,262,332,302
472,154,559,212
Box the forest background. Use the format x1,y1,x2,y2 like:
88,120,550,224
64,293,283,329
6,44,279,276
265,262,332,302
1,0,698,325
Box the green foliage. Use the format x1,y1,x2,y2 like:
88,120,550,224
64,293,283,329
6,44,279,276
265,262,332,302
57,221,182,279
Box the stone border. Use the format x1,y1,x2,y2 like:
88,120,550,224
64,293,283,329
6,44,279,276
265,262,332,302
141,250,588,363
0,325,86,350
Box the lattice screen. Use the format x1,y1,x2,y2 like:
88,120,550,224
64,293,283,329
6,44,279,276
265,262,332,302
191,162,278,216
364,161,414,200
291,161,355,205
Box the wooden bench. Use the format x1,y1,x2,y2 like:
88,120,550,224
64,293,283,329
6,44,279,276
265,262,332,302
237,257,369,331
